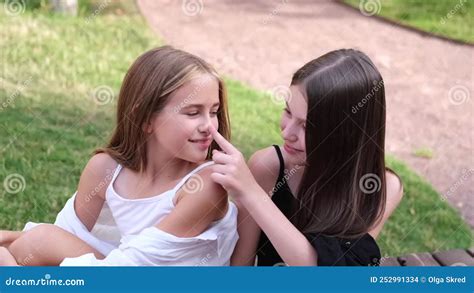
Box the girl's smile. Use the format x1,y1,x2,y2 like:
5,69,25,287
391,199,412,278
189,137,213,150
283,143,303,155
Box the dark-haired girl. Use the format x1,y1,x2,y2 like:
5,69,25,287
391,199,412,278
210,49,403,266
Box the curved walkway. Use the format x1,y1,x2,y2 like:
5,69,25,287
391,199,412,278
137,0,473,227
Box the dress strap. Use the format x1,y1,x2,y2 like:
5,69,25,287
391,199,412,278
110,164,123,183
272,145,285,182
172,161,215,192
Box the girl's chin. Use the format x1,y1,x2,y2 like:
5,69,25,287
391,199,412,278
189,149,210,162
283,151,305,165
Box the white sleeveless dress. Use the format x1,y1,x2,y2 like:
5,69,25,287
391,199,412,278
59,161,239,266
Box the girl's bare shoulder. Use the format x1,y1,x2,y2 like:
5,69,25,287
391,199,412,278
248,146,280,195
79,153,118,199
385,170,404,206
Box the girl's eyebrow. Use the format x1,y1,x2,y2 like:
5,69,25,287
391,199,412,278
285,101,306,122
181,102,220,109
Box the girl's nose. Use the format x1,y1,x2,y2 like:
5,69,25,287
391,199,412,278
282,122,298,142
198,125,210,134
198,115,212,133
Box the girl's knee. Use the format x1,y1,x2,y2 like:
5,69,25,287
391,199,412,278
29,224,58,238
8,224,56,264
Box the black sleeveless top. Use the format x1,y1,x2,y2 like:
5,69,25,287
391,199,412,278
256,145,381,266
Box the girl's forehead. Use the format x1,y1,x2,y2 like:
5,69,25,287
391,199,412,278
288,86,307,119
168,74,220,107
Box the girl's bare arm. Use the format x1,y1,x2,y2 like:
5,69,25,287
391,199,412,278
6,224,103,266
155,167,228,238
74,153,117,231
210,129,317,266
230,148,278,266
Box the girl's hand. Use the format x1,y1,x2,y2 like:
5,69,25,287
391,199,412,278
209,126,261,201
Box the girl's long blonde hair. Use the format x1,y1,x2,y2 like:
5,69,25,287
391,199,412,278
96,46,231,172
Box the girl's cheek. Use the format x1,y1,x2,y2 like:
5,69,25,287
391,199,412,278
179,116,198,136
299,130,305,151
211,117,219,130
280,116,288,131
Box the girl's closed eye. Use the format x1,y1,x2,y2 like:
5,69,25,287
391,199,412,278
210,108,220,116
186,111,199,117
185,109,219,117
284,107,291,115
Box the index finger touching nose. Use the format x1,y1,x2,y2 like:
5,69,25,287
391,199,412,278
210,125,235,154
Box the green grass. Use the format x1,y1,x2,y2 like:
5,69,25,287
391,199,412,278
412,147,434,159
345,0,473,43
0,2,471,257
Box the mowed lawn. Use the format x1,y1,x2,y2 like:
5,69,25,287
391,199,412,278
0,2,471,257
345,0,473,43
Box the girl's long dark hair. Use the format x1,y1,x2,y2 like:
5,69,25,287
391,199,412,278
292,49,387,238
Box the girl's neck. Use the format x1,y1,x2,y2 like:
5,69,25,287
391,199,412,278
144,158,197,182
143,145,199,182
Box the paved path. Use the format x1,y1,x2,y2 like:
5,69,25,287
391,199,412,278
137,0,473,227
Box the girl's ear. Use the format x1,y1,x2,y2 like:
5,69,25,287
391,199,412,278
142,121,153,134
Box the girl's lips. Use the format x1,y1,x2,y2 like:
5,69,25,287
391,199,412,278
283,143,302,155
189,139,212,150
